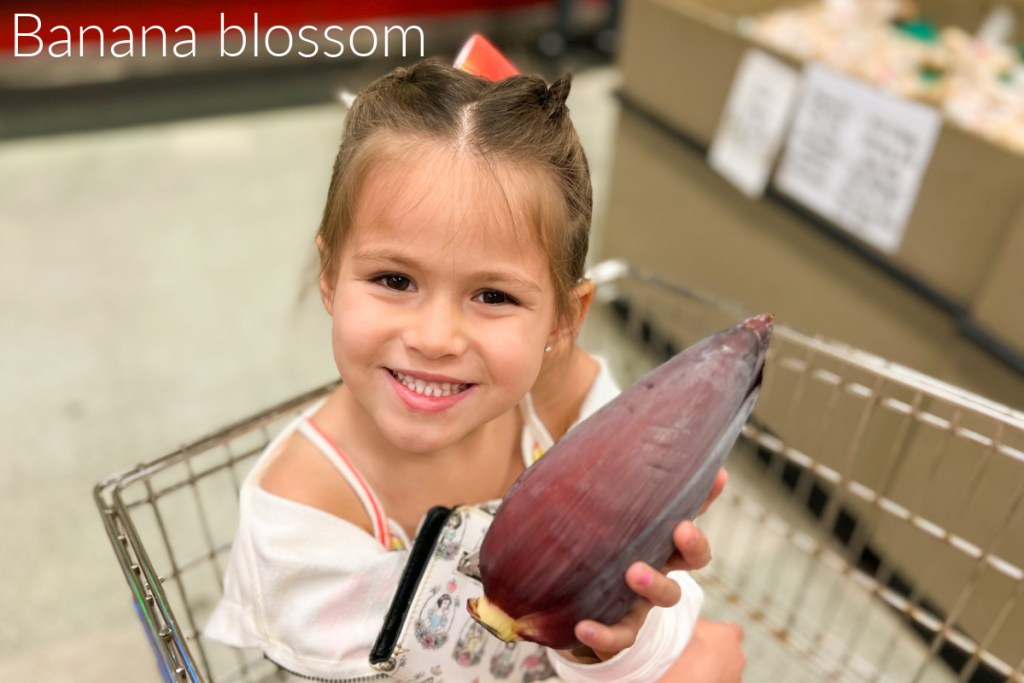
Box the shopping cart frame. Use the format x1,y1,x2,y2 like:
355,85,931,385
95,260,1024,683
94,381,341,682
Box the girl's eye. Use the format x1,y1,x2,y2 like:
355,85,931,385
375,274,414,291
476,290,517,306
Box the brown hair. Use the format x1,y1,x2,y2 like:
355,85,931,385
316,57,592,328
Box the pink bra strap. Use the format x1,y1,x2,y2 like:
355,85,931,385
297,419,393,550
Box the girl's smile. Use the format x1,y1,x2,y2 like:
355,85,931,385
320,138,560,455
388,368,473,397
386,367,476,413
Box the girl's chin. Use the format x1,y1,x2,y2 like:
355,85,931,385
378,409,507,454
384,428,464,454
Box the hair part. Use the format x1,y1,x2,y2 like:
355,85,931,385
316,57,592,330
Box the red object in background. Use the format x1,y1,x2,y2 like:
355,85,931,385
454,33,519,80
0,0,549,54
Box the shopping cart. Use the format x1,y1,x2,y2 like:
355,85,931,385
95,260,1024,683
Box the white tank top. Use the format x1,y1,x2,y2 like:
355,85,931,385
293,392,560,552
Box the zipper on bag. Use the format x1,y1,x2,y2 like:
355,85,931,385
265,655,389,683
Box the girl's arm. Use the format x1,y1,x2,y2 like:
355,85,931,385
657,619,745,683
552,570,704,683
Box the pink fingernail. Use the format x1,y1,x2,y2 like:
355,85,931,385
582,626,597,640
638,570,653,587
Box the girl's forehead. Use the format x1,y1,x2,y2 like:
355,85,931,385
351,140,557,255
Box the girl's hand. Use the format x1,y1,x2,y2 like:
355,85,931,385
659,619,745,683
566,468,728,661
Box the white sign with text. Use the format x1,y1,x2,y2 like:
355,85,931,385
774,64,942,254
709,49,802,198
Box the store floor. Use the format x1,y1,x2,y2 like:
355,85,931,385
1,57,957,681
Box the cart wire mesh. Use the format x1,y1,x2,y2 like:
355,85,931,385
95,260,1024,683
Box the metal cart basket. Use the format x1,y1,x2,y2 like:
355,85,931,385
95,261,1024,683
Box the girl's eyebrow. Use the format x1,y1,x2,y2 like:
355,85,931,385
469,270,542,294
352,248,419,270
354,248,541,293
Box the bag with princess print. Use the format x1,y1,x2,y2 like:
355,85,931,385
369,504,558,682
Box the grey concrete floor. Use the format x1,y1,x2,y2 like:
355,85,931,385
1,102,340,681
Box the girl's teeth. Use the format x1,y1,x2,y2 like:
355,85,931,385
392,370,467,397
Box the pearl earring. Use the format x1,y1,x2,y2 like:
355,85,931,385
544,345,552,353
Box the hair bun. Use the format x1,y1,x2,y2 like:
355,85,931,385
542,74,573,120
393,65,414,82
395,57,448,85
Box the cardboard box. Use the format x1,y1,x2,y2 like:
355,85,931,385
617,0,1024,307
598,106,1024,409
968,207,1024,360
916,0,1024,34
597,105,1024,675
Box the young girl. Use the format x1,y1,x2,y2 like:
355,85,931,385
206,57,734,682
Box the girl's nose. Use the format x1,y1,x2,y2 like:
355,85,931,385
404,297,468,360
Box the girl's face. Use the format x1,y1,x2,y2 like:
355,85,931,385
322,140,559,454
